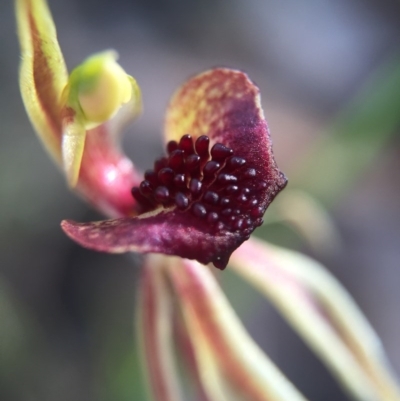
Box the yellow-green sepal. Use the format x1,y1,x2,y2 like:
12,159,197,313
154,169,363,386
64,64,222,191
16,0,68,163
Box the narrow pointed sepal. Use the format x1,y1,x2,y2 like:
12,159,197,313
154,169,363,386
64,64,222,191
166,259,309,401
173,316,215,401
137,256,184,401
15,0,68,162
230,238,400,401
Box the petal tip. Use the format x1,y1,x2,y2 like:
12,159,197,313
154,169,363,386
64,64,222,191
61,219,91,247
61,219,79,238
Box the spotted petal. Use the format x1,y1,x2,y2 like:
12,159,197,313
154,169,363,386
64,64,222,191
16,0,142,217
61,69,287,268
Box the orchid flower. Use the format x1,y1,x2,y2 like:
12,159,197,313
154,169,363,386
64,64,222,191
16,1,400,400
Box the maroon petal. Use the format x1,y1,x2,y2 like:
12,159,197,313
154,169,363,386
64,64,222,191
61,209,245,268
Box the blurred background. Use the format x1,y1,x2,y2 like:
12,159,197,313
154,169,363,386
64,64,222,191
1,0,400,400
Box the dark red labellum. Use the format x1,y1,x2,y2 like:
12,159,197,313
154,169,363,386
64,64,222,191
131,134,277,269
